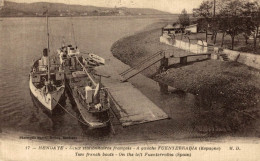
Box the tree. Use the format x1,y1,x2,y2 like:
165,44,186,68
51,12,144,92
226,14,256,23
252,9,260,51
218,17,228,47
241,1,260,50
226,16,245,49
179,9,190,27
241,17,255,45
209,16,221,44
193,1,213,42
219,0,244,50
193,1,213,18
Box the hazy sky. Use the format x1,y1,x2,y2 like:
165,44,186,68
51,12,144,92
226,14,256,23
8,0,204,13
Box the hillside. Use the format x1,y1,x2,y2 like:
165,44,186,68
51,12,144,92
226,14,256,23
0,1,171,17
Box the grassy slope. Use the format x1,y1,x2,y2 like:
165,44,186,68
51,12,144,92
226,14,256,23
111,22,260,135
111,22,191,76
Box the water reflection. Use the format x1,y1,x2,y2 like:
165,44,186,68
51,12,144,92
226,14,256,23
79,122,111,139
30,89,112,138
30,91,66,132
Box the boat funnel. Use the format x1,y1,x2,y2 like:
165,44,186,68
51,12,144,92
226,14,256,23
43,48,48,57
85,86,93,103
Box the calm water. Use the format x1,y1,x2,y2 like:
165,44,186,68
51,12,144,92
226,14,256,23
1,16,254,144
0,16,190,142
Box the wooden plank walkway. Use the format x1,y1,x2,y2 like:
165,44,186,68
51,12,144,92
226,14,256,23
96,65,169,127
120,51,165,82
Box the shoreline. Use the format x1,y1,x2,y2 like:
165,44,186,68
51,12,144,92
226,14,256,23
0,14,175,18
111,22,260,136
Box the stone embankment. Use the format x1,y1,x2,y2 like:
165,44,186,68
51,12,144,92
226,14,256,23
160,35,260,69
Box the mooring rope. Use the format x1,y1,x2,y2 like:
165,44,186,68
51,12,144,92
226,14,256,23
55,101,88,125
108,111,116,135
55,99,116,134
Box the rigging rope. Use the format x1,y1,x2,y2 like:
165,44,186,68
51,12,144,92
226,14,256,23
47,19,56,55
67,0,77,47
43,11,56,56
71,19,77,46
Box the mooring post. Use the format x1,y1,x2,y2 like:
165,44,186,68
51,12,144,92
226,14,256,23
180,56,187,65
159,82,168,94
159,56,169,73
159,56,169,94
207,53,211,59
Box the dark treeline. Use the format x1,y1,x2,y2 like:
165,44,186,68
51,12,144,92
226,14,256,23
192,0,260,51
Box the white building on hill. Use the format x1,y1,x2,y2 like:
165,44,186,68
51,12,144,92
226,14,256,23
185,24,198,34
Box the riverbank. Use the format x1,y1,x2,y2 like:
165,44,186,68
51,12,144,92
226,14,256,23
111,22,260,136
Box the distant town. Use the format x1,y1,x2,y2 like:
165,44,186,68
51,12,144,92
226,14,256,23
0,1,171,17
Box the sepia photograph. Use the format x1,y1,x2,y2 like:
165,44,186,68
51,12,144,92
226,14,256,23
0,0,259,160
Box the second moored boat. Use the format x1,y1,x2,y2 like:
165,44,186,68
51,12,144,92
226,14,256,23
57,44,111,128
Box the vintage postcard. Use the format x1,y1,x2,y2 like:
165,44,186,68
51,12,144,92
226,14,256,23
0,0,259,160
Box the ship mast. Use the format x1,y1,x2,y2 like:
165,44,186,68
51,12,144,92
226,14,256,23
46,10,51,84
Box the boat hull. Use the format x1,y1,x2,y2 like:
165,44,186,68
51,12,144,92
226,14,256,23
29,74,65,111
66,81,109,128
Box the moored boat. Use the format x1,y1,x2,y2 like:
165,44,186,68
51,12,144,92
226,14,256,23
66,70,110,128
29,11,65,111
52,18,109,127
29,50,65,111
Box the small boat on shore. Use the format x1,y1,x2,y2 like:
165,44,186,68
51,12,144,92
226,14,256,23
29,11,65,111
67,70,110,128
88,53,105,65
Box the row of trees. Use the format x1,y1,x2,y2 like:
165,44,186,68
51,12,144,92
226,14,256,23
193,0,260,50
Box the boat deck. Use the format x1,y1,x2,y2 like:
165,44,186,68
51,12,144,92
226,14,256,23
64,55,168,127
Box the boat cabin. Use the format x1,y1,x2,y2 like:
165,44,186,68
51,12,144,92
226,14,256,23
67,45,80,56
70,71,108,112
31,53,64,88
